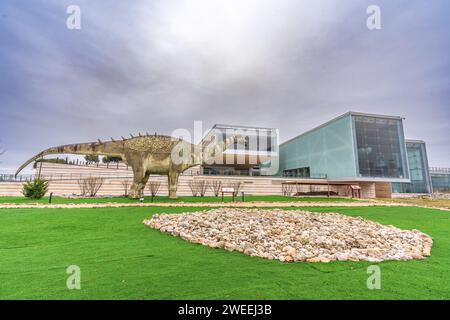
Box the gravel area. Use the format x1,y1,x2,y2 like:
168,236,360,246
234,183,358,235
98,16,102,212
143,208,433,263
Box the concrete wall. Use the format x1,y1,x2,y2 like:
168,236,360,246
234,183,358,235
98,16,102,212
0,162,387,198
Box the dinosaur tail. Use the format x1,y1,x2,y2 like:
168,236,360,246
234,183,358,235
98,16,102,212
15,142,114,177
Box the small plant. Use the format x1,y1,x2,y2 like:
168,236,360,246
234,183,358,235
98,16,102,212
209,180,222,197
22,178,49,199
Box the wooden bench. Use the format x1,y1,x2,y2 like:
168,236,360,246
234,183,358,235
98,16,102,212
221,187,235,202
221,188,246,202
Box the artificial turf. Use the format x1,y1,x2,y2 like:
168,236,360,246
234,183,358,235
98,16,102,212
0,195,354,205
0,205,449,299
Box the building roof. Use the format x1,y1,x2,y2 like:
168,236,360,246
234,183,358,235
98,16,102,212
212,124,277,130
405,139,426,144
201,124,277,144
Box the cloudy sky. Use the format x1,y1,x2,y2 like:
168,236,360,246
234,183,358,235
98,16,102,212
0,0,449,173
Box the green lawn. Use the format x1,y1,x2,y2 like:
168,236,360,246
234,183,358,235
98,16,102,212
0,207,450,299
0,195,354,205
0,205,449,300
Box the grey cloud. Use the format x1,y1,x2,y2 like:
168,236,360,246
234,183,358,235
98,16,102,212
0,0,449,172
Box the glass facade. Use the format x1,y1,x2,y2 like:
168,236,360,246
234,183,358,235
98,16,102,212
283,167,311,178
220,127,275,152
278,112,410,181
430,168,450,193
353,115,408,179
278,114,357,179
202,125,278,176
392,141,432,194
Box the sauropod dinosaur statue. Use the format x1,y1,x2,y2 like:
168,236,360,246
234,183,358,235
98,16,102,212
15,133,243,199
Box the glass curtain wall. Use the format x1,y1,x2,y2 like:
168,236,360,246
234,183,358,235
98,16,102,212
392,141,432,193
430,169,450,192
353,115,408,179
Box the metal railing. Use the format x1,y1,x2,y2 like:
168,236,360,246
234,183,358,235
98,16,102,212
430,167,450,175
0,174,36,182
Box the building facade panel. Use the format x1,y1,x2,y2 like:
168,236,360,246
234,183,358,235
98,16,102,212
279,112,410,183
392,141,432,194
201,124,278,176
430,168,450,193
352,115,409,179
279,114,356,179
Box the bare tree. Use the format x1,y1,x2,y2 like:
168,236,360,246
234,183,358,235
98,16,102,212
148,181,161,197
282,183,294,196
295,183,302,196
121,179,131,197
78,177,104,197
197,180,208,197
188,180,199,197
86,177,104,197
77,178,88,196
209,180,222,197
229,181,243,196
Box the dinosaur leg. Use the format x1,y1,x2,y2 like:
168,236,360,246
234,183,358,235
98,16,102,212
168,171,180,199
130,166,150,199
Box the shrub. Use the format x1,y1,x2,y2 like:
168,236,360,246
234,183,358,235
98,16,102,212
33,157,68,168
78,177,104,197
85,155,100,163
103,156,122,163
22,178,49,199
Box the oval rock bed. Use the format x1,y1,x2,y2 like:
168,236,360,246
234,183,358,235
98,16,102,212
143,209,433,263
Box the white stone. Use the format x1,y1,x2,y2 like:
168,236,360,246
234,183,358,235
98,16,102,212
143,208,433,263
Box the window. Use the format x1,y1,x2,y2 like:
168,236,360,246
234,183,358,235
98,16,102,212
283,167,310,178
354,116,407,178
